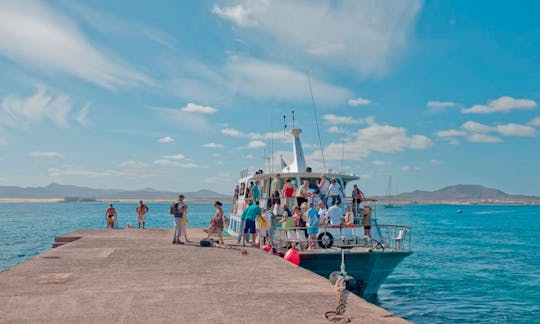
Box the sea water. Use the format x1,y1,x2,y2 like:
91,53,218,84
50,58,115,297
0,202,539,323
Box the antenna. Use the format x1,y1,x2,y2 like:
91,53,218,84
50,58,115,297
308,72,327,172
283,114,287,135
292,110,295,129
270,112,274,173
341,137,345,173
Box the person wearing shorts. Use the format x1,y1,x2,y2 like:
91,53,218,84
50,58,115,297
105,203,117,229
306,202,319,249
242,201,261,246
136,200,149,229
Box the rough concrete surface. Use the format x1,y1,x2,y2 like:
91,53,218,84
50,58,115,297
0,228,409,323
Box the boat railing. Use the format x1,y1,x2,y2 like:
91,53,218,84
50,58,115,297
270,224,411,253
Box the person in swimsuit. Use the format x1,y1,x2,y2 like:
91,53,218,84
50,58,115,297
105,203,117,229
136,200,149,229
205,201,224,244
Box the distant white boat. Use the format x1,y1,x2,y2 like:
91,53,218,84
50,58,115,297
384,176,400,208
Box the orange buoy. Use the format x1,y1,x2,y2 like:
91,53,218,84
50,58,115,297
283,249,300,266
262,245,272,252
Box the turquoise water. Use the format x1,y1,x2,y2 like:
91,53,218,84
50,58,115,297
1,203,539,323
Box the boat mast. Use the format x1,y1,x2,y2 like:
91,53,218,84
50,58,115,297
308,72,327,173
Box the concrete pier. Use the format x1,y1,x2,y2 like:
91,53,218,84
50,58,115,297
0,229,408,323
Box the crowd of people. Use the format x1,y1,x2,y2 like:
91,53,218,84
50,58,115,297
231,174,373,250
103,173,372,250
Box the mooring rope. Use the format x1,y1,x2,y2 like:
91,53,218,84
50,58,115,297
324,275,351,322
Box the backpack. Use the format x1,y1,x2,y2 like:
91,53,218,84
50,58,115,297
169,202,178,215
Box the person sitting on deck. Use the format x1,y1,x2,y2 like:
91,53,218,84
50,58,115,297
205,201,224,244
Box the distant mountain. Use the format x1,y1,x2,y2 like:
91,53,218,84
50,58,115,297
388,184,539,203
0,183,228,200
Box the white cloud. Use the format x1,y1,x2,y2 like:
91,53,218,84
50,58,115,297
181,102,218,114
467,133,502,143
247,140,266,148
528,117,540,127
431,159,442,164
162,154,186,160
221,128,242,137
118,160,148,168
224,56,350,105
462,96,537,114
437,121,535,144
436,129,467,137
75,104,91,127
348,97,371,106
203,142,224,148
48,165,121,177
461,121,492,133
1,86,78,129
158,136,174,143
495,123,536,137
213,1,422,77
153,159,198,168
328,126,345,134
371,160,386,166
400,165,411,171
323,114,364,125
0,1,150,90
245,154,255,159
221,127,287,142
308,120,432,162
30,151,63,159
427,101,458,108
156,107,213,132
212,4,253,27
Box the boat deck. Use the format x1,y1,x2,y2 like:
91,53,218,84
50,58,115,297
0,228,409,323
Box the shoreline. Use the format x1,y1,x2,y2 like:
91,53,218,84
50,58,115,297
0,197,539,205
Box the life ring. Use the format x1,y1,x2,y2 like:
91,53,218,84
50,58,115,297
317,231,334,249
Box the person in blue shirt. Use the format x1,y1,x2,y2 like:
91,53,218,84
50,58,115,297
242,201,261,246
252,180,261,202
306,202,320,249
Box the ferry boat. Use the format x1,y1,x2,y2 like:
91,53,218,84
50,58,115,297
226,128,412,299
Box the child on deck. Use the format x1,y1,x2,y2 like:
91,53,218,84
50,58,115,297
205,201,224,244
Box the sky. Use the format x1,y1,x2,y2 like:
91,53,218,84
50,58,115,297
0,0,539,196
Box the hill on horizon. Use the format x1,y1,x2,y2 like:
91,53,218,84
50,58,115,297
0,183,228,200
388,184,539,202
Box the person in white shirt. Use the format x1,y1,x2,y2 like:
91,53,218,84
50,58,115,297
327,200,344,227
326,178,344,206
317,201,328,225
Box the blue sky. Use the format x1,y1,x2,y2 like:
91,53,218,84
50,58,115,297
1,0,539,196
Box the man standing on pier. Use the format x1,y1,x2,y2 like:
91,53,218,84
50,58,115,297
136,200,149,229
171,195,187,244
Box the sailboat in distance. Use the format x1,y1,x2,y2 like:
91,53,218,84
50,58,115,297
384,176,400,208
